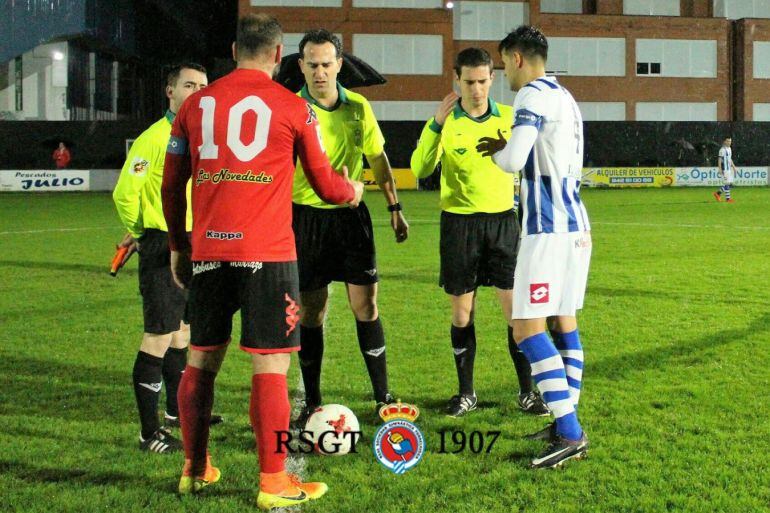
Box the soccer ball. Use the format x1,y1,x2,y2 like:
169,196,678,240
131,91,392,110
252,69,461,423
304,404,361,456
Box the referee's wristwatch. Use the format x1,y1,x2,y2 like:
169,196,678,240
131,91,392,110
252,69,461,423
387,202,403,212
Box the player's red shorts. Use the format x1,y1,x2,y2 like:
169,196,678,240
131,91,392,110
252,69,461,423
187,261,300,353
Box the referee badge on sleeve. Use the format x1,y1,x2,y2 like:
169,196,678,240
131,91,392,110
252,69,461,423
130,157,149,176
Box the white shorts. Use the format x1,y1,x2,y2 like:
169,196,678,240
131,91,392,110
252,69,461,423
723,170,734,185
513,231,592,319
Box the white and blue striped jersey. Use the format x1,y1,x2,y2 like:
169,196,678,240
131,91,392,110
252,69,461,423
718,146,732,171
495,76,589,236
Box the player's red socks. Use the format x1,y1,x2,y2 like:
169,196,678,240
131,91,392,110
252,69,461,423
178,365,216,474
250,373,290,474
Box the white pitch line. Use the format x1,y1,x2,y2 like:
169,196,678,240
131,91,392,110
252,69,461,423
592,221,770,231
273,369,308,513
0,226,114,236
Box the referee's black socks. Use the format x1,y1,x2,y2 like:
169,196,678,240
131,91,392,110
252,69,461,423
451,324,477,397
508,326,534,394
132,351,163,439
299,325,324,407
356,318,390,403
162,346,187,418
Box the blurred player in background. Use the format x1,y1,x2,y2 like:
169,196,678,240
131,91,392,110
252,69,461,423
410,48,544,418
291,29,408,427
478,26,590,468
713,137,736,203
162,14,363,509
112,63,221,454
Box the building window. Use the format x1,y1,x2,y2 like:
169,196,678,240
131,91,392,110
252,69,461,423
636,102,717,121
714,0,770,20
636,39,716,77
249,0,342,6
623,0,680,16
753,41,770,78
753,103,770,121
353,34,443,75
548,37,626,76
14,56,22,111
453,1,529,41
369,101,438,121
283,33,344,55
579,102,626,120
353,0,443,7
540,0,582,13
94,55,113,112
491,73,516,106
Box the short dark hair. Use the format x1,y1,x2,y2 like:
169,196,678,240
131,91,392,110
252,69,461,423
166,63,207,87
299,29,343,59
498,25,548,61
236,13,283,59
454,47,493,76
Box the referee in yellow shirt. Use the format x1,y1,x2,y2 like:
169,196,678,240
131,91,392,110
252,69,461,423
113,63,220,453
291,30,409,427
410,48,547,418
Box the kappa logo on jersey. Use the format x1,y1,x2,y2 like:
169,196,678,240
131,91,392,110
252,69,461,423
206,230,243,241
530,283,550,304
285,293,300,337
305,103,318,125
130,157,149,176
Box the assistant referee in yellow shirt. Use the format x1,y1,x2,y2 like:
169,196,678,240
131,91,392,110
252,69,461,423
291,30,409,427
113,63,220,453
411,48,547,418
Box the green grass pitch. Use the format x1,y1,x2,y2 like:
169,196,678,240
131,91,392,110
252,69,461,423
1,188,768,513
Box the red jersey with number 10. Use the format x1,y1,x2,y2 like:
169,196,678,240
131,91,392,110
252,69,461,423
162,68,354,261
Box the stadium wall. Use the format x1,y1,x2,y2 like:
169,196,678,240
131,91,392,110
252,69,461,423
0,120,769,171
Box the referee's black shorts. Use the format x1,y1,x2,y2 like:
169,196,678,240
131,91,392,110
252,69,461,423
137,228,187,335
439,209,520,296
292,202,378,292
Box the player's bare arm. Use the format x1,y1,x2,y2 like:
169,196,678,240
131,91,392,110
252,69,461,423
368,151,408,243
169,249,192,290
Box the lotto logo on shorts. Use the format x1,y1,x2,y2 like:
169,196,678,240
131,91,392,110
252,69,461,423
529,283,549,304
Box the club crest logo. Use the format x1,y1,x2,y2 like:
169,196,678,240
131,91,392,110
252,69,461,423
373,401,424,474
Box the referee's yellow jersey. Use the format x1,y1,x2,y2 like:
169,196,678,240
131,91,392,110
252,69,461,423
411,99,515,215
293,83,385,209
113,110,192,237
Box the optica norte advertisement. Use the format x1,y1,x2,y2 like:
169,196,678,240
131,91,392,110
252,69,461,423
674,167,768,186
